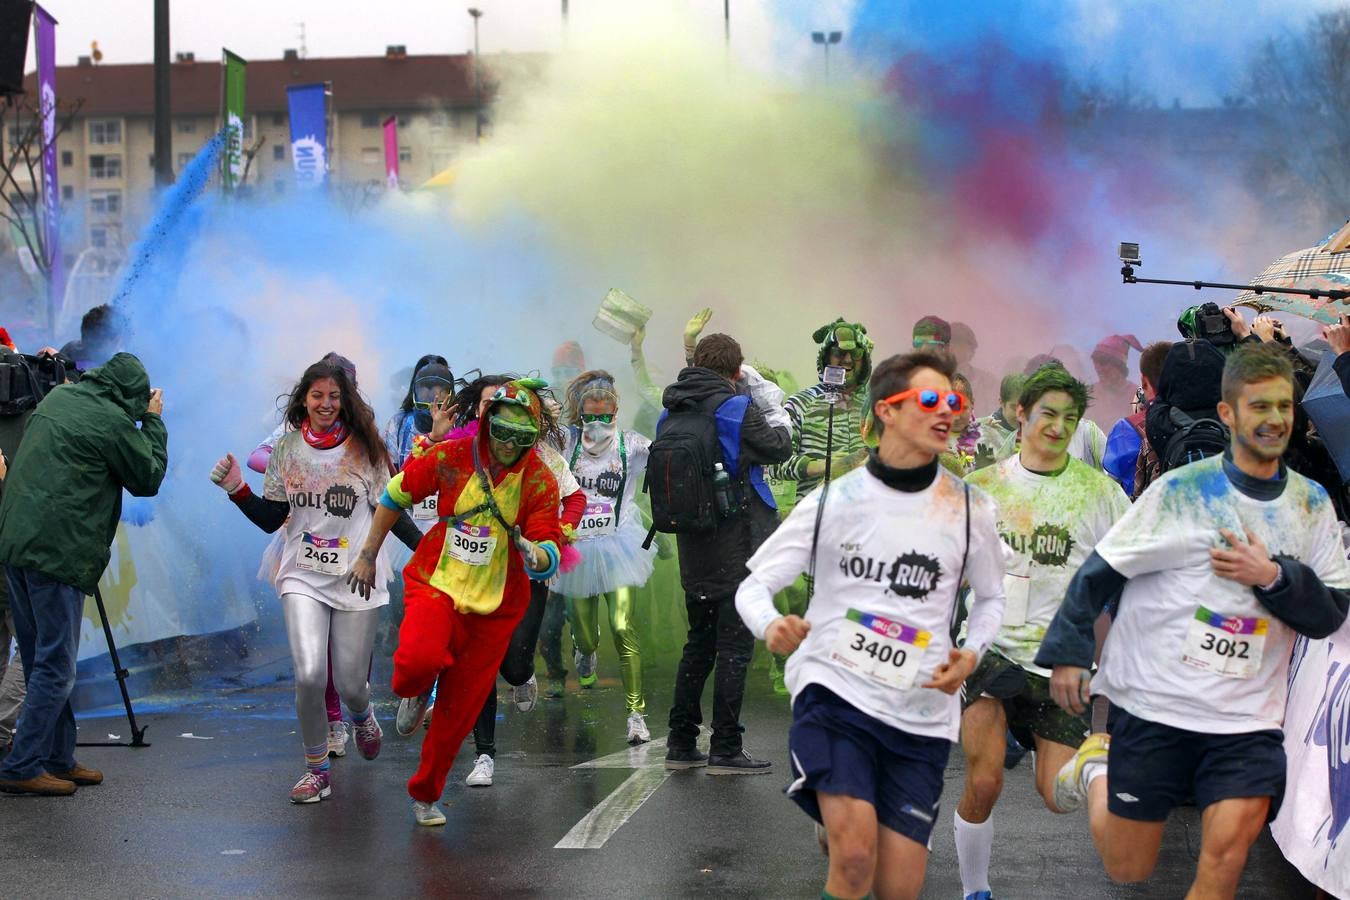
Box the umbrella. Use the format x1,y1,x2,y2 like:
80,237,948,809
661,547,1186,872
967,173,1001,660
1231,231,1350,326
1303,349,1350,484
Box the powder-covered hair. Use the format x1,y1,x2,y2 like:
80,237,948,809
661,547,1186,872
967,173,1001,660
564,370,619,426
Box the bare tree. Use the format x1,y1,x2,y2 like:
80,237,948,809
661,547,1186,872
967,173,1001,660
1245,10,1350,215
0,96,82,292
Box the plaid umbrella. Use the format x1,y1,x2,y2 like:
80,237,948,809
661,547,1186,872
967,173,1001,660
1232,236,1350,325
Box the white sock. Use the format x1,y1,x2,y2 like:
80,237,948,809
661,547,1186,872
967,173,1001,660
954,810,993,896
1083,756,1108,787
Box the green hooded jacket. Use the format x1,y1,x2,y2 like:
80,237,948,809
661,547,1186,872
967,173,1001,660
0,352,168,593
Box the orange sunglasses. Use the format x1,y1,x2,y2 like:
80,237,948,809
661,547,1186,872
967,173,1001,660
883,388,967,414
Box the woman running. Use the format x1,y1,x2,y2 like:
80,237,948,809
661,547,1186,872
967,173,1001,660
554,370,656,743
211,359,420,803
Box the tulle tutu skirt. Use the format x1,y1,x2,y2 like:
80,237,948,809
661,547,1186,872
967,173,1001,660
553,518,656,598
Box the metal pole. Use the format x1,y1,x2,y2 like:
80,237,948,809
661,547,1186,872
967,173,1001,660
824,43,830,81
469,8,483,139
153,0,172,186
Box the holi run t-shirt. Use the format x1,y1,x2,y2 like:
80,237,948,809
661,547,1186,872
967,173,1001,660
739,465,1009,741
966,455,1129,675
1092,455,1350,734
562,428,650,538
263,433,390,611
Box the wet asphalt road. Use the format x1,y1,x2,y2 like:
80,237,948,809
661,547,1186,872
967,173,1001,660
0,654,1316,899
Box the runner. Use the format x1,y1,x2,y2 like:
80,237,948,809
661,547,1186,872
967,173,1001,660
737,349,1008,900
383,355,452,466
346,378,562,826
954,365,1129,900
553,370,656,743
211,359,420,804
1039,344,1350,898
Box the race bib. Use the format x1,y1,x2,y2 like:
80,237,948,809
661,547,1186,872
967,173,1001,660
829,608,930,691
576,501,615,537
297,533,348,576
413,494,439,522
447,522,496,567
1180,606,1267,679
1002,573,1030,628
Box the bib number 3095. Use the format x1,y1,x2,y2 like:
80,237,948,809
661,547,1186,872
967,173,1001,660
297,533,349,576
829,608,930,691
1180,606,1267,679
448,522,496,567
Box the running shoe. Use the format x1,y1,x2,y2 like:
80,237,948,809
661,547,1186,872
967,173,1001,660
574,650,598,688
327,720,349,758
413,800,447,826
396,690,432,737
352,713,383,760
289,770,331,804
706,749,773,775
545,676,566,699
769,656,789,697
1054,732,1110,813
664,747,708,770
626,712,651,744
964,892,994,900
512,675,539,713
465,753,495,787
424,702,434,727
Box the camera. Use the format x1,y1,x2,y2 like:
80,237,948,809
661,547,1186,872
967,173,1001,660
1183,301,1236,347
822,365,847,391
1119,242,1141,266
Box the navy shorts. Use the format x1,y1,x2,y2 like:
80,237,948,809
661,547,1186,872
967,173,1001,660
787,683,951,847
1105,706,1286,822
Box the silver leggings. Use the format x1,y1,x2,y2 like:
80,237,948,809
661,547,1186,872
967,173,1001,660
281,593,380,750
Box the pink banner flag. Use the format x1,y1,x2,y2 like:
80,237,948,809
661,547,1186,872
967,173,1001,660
382,116,399,190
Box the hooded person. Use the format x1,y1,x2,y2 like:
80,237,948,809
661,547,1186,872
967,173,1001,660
1135,339,1227,498
1090,334,1144,426
551,341,586,391
346,378,562,826
383,356,453,469
0,353,167,796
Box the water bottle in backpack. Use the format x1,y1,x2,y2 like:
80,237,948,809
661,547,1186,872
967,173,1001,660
712,462,733,518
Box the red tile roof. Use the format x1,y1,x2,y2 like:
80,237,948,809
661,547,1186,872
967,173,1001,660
21,53,485,116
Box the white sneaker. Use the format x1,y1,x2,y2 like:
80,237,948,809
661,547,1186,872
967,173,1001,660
512,675,539,713
626,712,651,744
412,800,446,826
1054,733,1110,813
396,690,432,737
465,753,495,787
326,720,349,757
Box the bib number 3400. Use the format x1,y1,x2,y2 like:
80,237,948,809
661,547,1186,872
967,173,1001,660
1180,605,1267,679
297,532,349,576
829,608,930,691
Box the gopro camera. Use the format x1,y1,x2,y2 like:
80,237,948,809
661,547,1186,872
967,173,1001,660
822,365,847,390
1119,242,1141,266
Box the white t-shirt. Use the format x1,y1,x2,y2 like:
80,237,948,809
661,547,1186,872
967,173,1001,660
966,455,1129,675
263,433,391,610
1093,455,1350,734
562,428,650,538
737,464,1008,741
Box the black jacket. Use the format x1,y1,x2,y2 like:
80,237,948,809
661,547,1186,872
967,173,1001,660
661,367,792,599
1144,339,1226,455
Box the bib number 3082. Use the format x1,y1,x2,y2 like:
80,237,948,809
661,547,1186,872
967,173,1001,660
829,608,930,691
297,532,348,576
1180,606,1267,679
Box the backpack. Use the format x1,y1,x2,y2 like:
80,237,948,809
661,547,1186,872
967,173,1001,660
645,406,724,535
1159,407,1229,473
0,351,67,417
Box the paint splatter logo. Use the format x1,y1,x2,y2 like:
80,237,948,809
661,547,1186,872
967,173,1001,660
1029,523,1074,567
324,484,358,519
887,553,942,600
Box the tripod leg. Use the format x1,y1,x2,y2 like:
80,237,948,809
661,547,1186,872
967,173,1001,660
91,587,149,747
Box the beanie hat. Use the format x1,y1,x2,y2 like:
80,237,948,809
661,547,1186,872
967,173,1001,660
912,315,951,346
1091,334,1143,367
552,341,586,371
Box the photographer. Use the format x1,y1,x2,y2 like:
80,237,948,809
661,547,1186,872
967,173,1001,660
0,353,167,797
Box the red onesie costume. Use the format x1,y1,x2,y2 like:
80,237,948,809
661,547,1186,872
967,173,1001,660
381,381,561,803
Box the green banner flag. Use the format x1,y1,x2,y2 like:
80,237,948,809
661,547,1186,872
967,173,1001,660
222,49,247,190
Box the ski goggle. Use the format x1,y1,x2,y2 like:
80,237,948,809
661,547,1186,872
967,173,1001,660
488,415,539,448
581,413,615,424
883,388,967,414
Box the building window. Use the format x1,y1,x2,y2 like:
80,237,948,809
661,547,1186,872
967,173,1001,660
428,111,450,128
396,115,410,128
176,152,192,170
360,147,380,165
273,144,285,161
148,154,155,169
6,127,19,150
272,113,284,127
61,185,73,200
89,119,122,145
399,146,412,163
90,227,108,249
89,154,122,179
360,112,381,128
241,116,254,140
61,150,72,167
176,119,196,134
90,191,122,216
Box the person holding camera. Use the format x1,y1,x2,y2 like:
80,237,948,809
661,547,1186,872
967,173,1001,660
0,353,167,796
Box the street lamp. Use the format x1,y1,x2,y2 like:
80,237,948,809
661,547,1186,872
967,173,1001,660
468,7,484,138
811,30,842,81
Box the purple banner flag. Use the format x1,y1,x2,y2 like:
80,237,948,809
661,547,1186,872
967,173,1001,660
34,4,63,322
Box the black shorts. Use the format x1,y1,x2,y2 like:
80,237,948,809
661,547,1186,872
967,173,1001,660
1105,706,1286,822
787,683,951,847
961,650,1089,750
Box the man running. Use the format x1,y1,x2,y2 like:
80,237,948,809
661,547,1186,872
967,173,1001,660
737,349,1008,900
954,365,1129,900
1039,344,1350,898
